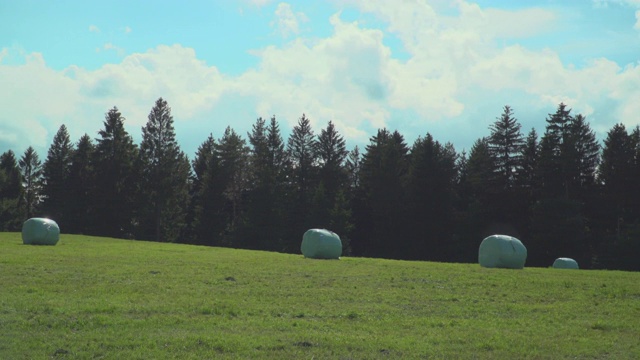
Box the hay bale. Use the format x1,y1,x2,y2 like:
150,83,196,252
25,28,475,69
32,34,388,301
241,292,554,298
478,234,527,269
553,257,579,269
301,229,342,259
22,218,60,245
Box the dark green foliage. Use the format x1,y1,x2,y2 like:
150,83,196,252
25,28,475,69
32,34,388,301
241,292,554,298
0,150,24,230
41,124,73,228
285,114,318,252
405,134,458,261
66,134,95,234
6,101,640,270
192,126,250,247
139,98,190,242
355,129,409,258
92,107,139,238
19,146,43,219
242,117,289,251
488,105,524,189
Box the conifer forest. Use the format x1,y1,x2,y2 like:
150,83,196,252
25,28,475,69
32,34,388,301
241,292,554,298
2,98,639,270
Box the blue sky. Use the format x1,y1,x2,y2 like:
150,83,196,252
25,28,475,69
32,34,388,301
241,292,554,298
1,0,639,159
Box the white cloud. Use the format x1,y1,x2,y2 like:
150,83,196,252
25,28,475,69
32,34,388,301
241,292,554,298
89,25,100,33
271,2,308,38
2,1,640,157
0,45,227,155
124,26,132,34
102,42,125,56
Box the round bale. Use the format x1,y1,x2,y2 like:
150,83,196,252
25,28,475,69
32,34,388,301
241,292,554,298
301,229,342,259
553,257,579,269
478,234,527,269
22,218,60,245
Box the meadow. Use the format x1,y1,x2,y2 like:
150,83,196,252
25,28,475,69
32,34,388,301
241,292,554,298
1,232,639,359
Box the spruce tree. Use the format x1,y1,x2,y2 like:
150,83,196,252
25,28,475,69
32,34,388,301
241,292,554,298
139,98,190,242
42,124,73,227
356,129,409,258
93,107,139,238
244,116,289,251
19,146,43,219
285,114,318,251
0,150,23,230
488,106,524,189
66,134,95,234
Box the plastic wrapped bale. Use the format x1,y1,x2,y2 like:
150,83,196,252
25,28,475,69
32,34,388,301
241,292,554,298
301,229,342,259
478,234,527,269
553,257,579,269
22,218,60,245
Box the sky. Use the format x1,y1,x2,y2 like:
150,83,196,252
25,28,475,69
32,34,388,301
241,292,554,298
1,0,640,160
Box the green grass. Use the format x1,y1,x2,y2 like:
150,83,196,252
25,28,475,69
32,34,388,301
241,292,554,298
1,233,639,359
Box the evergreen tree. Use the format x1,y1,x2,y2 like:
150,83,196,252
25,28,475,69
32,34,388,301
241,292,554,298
316,121,348,200
345,146,361,191
406,134,458,261
486,106,528,243
530,104,597,266
488,106,524,189
216,126,250,240
0,150,23,230
465,137,496,198
355,129,409,258
285,114,318,251
597,124,636,240
193,127,250,247
41,124,73,227
186,134,216,243
139,97,190,242
518,128,539,190
19,146,43,219
192,137,225,246
244,116,289,251
66,134,95,234
92,106,139,238
570,114,600,195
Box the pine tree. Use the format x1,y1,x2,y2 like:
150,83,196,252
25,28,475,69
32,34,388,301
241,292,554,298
316,121,348,201
41,124,73,227
93,106,139,238
139,98,190,242
406,134,458,261
488,106,524,189
244,116,289,251
19,146,43,219
345,146,361,191
66,134,95,234
570,114,600,194
518,128,539,190
216,126,250,239
356,129,409,258
285,114,318,251
0,150,23,230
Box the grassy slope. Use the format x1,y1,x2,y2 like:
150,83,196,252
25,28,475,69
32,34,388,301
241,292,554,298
1,233,639,359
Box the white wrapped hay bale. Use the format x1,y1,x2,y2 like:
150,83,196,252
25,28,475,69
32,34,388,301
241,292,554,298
22,218,60,245
478,234,527,269
301,229,342,259
553,257,579,269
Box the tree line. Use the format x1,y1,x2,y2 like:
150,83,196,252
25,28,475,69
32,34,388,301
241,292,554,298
1,98,639,270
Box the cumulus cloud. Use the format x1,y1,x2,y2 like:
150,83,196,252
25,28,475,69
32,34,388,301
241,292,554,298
0,45,226,155
2,1,640,157
271,3,308,38
89,25,100,33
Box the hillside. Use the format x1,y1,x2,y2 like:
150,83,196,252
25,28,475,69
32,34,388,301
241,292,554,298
1,233,639,359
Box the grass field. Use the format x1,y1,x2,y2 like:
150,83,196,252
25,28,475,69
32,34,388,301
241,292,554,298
1,232,639,359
